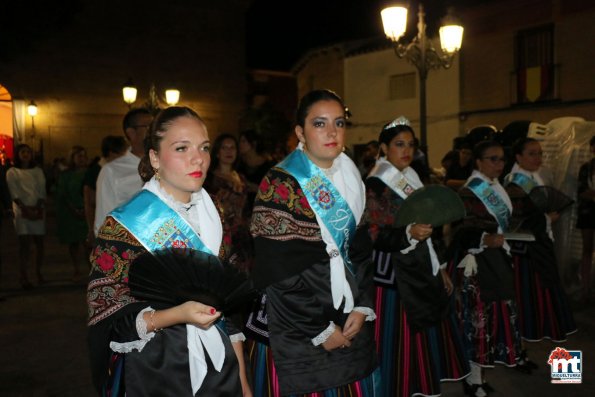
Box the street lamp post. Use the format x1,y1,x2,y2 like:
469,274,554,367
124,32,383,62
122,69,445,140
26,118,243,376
27,100,38,136
121,79,180,113
381,3,463,162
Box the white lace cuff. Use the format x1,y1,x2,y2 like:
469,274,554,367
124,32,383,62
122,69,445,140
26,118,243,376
401,224,419,254
109,306,155,353
311,321,336,346
229,332,246,343
353,306,376,321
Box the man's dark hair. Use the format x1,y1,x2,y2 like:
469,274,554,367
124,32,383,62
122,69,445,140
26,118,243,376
122,108,152,133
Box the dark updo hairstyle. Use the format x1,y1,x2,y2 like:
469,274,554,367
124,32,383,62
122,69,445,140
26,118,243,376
472,140,503,168
210,133,239,171
377,121,416,157
13,144,36,169
512,137,539,157
295,89,345,128
138,106,205,182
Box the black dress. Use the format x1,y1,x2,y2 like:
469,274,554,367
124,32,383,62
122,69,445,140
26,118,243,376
87,216,242,396
249,166,378,396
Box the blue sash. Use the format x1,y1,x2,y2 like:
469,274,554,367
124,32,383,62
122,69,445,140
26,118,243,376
467,178,511,231
278,150,356,274
110,190,213,255
504,172,537,194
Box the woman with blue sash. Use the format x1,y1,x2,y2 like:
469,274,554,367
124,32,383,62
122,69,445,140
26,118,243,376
248,90,378,396
503,138,576,349
364,117,469,397
87,107,251,396
449,140,523,397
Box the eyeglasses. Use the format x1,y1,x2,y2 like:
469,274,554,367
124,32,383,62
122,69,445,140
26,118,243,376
482,155,506,163
393,141,416,149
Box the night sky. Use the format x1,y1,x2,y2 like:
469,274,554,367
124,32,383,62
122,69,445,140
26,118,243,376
245,0,387,70
245,0,482,70
1,0,484,71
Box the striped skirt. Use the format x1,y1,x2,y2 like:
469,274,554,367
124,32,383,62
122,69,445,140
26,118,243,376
374,286,469,397
247,340,381,397
459,274,522,367
512,254,577,342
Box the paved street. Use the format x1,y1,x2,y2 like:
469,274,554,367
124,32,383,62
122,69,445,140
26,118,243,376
0,203,594,396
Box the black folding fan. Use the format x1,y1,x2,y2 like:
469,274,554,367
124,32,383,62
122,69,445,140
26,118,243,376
395,184,466,227
529,186,574,214
128,248,254,314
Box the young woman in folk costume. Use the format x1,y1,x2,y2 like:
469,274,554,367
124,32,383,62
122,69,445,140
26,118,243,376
87,107,252,396
247,89,379,396
449,140,525,397
364,117,469,397
503,137,576,362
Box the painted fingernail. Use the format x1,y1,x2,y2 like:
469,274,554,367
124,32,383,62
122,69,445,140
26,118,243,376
210,308,216,315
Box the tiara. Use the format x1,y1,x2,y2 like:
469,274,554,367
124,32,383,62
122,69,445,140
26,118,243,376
384,116,410,130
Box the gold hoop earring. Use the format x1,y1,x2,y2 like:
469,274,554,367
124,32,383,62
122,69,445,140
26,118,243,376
154,168,160,181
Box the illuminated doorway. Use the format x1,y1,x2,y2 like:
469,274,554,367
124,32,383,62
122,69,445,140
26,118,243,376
0,84,14,165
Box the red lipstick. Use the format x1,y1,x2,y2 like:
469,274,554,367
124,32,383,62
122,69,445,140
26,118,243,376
189,171,203,178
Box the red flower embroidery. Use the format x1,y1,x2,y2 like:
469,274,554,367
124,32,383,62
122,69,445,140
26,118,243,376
299,195,309,209
97,252,115,272
223,234,232,245
259,178,270,192
276,184,289,200
122,251,129,259
172,240,187,248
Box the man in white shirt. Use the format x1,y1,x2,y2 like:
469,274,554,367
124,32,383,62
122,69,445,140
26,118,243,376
94,108,153,234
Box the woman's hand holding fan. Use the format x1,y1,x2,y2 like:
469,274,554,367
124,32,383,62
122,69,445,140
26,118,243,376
128,248,254,316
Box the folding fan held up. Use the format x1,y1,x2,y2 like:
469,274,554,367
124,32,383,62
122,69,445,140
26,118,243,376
128,248,254,314
529,186,574,213
394,185,466,227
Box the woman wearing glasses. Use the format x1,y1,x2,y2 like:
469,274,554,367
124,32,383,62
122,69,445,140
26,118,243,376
450,140,524,397
364,117,469,397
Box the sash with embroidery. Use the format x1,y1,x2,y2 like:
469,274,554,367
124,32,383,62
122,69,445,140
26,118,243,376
466,178,511,231
278,150,356,274
368,160,415,200
110,190,213,255
504,172,537,194
111,190,230,395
